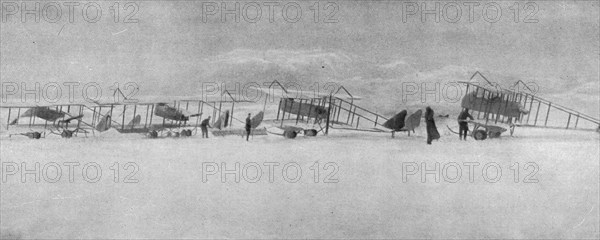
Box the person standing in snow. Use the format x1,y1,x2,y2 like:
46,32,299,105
425,106,440,145
458,108,474,140
200,116,211,138
245,113,252,141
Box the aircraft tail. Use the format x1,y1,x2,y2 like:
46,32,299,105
383,110,407,131
251,111,264,128
126,115,141,129
95,114,111,132
402,110,422,131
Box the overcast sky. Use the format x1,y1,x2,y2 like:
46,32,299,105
1,0,598,99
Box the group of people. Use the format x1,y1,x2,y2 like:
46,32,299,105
197,108,474,144
199,113,254,141
424,107,474,144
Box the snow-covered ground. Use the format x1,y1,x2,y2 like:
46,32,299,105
1,118,598,239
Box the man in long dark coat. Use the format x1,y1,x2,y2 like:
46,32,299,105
245,113,252,141
425,106,440,145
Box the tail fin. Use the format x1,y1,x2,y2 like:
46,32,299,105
95,114,111,132
126,115,141,128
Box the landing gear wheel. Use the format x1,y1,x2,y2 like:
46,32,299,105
304,129,318,136
181,130,190,137
61,130,73,138
284,130,297,139
490,131,501,138
148,130,158,138
473,129,487,140
28,132,41,139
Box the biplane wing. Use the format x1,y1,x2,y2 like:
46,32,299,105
9,107,66,124
249,86,362,100
279,98,329,120
461,91,528,119
154,102,200,121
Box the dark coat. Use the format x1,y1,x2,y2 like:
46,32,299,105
458,111,473,120
245,117,252,131
425,107,440,140
458,110,474,126
200,118,211,127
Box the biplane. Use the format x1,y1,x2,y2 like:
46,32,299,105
447,71,600,140
178,90,267,138
253,80,424,139
0,81,425,140
1,89,255,139
5,73,595,141
3,103,93,139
